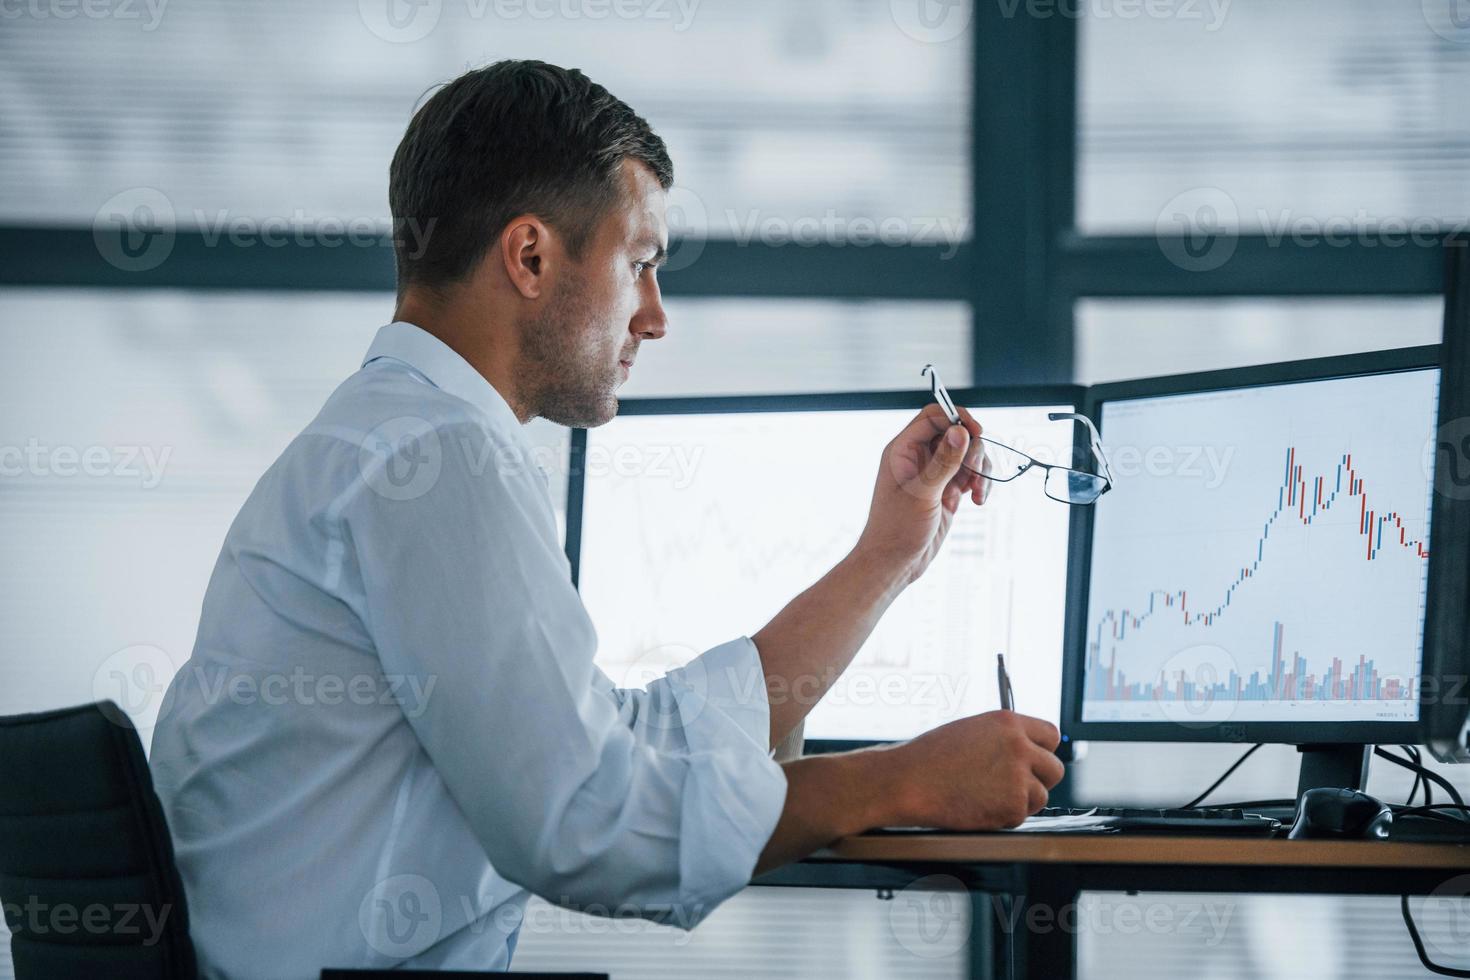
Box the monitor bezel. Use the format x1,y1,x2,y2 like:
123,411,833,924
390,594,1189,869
1421,238,1470,760
564,383,1084,752
1061,344,1443,746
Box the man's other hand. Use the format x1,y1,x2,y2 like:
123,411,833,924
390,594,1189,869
889,711,1065,829
755,709,1066,873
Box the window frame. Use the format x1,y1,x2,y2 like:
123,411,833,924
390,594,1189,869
0,11,1450,383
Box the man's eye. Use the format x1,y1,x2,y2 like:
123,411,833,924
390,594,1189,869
634,261,654,278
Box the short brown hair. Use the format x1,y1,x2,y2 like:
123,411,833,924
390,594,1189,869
389,60,673,297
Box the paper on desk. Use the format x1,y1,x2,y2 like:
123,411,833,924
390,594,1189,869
1012,811,1120,834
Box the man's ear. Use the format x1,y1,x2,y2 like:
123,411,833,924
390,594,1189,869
499,216,550,300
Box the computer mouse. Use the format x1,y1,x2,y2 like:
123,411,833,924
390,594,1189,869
1287,787,1393,840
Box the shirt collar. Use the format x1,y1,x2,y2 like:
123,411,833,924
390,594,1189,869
361,321,524,436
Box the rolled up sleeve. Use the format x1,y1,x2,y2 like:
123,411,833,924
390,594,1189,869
600,638,804,759
343,420,786,927
599,638,770,752
596,637,789,910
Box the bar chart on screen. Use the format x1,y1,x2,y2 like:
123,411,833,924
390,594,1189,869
1081,368,1439,725
577,405,1075,740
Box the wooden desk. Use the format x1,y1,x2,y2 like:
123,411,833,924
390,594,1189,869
753,833,1470,980
818,832,1470,868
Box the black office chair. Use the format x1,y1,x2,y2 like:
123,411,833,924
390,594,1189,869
0,701,198,980
321,974,607,979
0,701,607,980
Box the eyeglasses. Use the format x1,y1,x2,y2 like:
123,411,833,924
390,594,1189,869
922,364,1114,506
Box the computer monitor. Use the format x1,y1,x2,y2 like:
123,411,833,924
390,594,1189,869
567,388,1079,745
1061,345,1442,789
1422,238,1470,763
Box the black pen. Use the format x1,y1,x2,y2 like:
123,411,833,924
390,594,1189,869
997,653,1014,712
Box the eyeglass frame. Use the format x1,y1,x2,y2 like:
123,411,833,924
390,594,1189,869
921,364,1115,505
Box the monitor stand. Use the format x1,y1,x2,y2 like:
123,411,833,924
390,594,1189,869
1296,744,1372,796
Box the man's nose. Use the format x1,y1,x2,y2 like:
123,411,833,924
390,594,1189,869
633,279,668,340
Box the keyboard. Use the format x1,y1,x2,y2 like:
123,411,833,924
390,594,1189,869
1028,806,1281,836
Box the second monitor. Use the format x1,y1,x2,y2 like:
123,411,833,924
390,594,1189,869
1065,346,1442,751
569,389,1079,743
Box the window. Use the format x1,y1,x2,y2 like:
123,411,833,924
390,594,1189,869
0,0,971,243
1076,296,1443,383
629,297,972,396
1078,0,1470,234
0,289,389,723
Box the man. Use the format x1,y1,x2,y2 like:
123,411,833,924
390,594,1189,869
150,60,1064,977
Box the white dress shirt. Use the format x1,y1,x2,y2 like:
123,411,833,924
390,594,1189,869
149,322,788,979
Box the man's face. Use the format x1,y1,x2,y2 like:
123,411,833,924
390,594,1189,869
520,159,669,428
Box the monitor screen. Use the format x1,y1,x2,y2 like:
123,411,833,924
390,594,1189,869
1080,366,1440,729
576,400,1075,741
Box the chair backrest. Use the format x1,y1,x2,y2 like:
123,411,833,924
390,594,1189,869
0,701,197,980
321,972,609,979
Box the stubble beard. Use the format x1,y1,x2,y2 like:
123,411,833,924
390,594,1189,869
519,283,624,428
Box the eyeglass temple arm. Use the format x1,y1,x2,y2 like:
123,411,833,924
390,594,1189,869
921,364,961,426
920,370,1107,484
1048,411,1114,483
